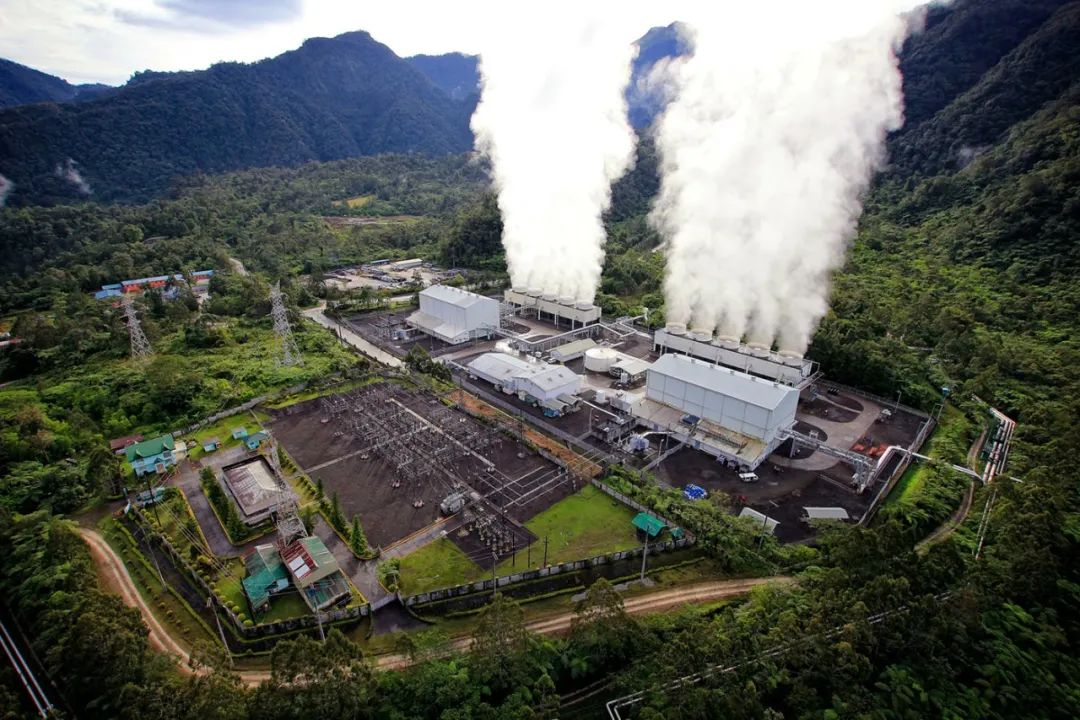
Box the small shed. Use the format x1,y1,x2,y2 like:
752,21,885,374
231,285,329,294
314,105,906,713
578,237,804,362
632,512,666,539
245,431,269,450
202,437,221,453
231,427,249,440
548,338,597,363
802,507,851,522
739,507,779,535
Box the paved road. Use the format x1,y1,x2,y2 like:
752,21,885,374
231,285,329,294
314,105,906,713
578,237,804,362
302,306,403,367
171,448,263,559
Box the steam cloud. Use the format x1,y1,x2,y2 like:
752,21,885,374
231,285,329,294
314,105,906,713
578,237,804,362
652,2,928,352
471,10,639,303
55,158,92,195
0,173,12,207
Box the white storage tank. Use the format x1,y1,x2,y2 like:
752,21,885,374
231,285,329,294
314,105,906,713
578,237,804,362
584,347,618,373
594,390,608,405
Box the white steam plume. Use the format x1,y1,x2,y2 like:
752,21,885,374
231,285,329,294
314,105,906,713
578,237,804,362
470,9,641,302
55,158,92,195
0,173,12,207
652,1,929,352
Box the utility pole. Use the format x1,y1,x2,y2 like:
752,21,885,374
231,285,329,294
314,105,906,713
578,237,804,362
527,542,531,568
640,533,650,582
543,535,549,567
315,608,325,641
207,596,233,667
491,549,498,596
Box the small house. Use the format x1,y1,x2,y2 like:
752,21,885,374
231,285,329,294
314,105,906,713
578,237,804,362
124,435,176,477
242,544,290,614
231,427,249,440
245,431,269,451
632,512,666,539
281,536,351,612
109,434,144,455
202,437,221,453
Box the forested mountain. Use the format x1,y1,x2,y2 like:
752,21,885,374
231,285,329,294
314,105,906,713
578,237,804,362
406,53,479,102
0,58,111,108
0,31,474,206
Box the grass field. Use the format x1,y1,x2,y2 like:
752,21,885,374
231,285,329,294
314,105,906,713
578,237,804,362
332,194,374,209
399,485,641,595
887,403,972,507
181,409,271,461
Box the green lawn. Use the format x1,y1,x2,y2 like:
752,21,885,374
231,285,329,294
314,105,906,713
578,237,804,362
399,484,641,595
887,403,971,507
181,409,271,461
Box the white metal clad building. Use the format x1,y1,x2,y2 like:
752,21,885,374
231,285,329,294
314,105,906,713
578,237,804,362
515,366,582,402
466,353,539,392
408,285,500,344
645,354,798,444
548,338,597,363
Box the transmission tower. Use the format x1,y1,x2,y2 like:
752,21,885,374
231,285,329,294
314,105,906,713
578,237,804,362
264,440,307,547
122,294,153,359
269,283,304,367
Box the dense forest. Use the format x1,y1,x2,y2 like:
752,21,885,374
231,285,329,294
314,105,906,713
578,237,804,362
0,32,474,205
0,0,1078,717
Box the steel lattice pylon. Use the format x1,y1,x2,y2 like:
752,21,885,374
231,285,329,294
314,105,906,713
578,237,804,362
269,283,304,367
122,294,153,359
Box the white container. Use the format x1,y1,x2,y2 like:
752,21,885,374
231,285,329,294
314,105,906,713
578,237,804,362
584,347,618,373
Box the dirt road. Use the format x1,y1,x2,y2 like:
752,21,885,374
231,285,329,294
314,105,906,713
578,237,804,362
80,526,789,685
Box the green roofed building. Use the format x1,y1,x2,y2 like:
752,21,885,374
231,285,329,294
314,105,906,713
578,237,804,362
632,512,666,539
124,434,176,477
242,544,290,613
281,536,351,612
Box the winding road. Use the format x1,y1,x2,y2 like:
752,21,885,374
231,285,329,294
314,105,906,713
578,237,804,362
78,526,787,686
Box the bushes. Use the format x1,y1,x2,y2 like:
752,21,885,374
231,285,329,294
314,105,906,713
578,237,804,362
378,558,402,593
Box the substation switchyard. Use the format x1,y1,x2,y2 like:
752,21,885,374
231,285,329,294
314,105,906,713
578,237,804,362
340,285,932,543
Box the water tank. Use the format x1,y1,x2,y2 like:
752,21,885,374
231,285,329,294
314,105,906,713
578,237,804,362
713,334,740,349
778,350,804,367
594,390,608,405
584,347,618,373
747,342,771,358
664,322,687,336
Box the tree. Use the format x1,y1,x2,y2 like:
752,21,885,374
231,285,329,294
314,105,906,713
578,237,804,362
567,577,641,675
469,593,531,694
349,516,368,556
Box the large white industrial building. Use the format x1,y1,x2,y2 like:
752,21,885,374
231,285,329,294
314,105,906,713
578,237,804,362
466,352,583,415
632,353,799,470
503,288,601,327
407,285,500,344
653,324,818,389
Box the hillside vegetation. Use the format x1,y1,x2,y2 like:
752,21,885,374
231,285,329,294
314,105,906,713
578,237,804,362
0,32,473,205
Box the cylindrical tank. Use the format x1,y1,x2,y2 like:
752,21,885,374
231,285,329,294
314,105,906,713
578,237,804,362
575,301,594,311
541,292,558,303
747,342,771,358
584,347,618,373
778,350,804,367
511,286,527,295
712,334,740,350
664,322,687,336
594,390,608,405
558,295,575,306
526,287,542,297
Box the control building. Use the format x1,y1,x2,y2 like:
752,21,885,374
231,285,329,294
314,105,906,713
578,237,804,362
407,285,500,344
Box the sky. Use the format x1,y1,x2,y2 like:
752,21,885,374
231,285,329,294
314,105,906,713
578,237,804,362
0,0,679,85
